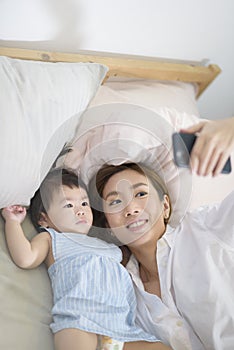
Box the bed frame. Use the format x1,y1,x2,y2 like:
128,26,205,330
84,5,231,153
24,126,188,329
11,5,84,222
0,46,221,97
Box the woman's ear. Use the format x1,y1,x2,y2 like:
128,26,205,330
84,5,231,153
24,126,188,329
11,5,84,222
38,212,50,227
163,194,171,220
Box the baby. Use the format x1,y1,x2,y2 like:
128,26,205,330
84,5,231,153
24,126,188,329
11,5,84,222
2,168,161,350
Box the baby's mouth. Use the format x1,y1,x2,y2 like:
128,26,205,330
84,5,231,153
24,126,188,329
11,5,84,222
76,219,87,224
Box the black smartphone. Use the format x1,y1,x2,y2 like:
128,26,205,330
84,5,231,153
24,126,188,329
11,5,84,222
172,132,232,174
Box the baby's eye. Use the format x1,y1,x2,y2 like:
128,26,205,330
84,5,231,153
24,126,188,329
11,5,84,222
109,199,121,206
136,191,147,197
63,203,73,208
82,201,89,207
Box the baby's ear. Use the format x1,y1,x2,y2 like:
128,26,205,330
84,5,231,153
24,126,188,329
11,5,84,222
38,212,50,227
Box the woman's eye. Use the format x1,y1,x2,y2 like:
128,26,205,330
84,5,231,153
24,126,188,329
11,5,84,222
109,199,121,206
136,191,147,197
64,203,73,208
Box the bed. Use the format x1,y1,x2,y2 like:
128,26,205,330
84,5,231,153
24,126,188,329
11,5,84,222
0,46,233,350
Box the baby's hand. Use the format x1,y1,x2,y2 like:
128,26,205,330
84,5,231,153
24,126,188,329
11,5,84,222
1,205,27,223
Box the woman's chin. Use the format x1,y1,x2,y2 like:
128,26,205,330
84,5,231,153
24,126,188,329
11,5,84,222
114,227,151,246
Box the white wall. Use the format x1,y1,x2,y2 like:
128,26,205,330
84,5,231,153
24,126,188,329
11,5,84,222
0,0,233,120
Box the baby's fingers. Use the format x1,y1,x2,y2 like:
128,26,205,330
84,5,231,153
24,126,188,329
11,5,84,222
7,205,25,214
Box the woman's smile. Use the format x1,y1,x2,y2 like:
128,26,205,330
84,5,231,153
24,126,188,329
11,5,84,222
126,218,149,231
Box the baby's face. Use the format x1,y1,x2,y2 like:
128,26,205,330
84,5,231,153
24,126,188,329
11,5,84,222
46,185,93,234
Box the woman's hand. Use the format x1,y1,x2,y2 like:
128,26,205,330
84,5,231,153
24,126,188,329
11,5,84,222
181,117,234,176
1,205,27,224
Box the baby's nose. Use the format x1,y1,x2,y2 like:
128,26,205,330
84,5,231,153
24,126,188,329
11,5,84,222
75,207,84,216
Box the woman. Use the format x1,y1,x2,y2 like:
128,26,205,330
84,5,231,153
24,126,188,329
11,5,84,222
88,117,234,350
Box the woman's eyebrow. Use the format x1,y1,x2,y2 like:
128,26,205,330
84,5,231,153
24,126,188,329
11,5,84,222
104,182,148,200
104,191,119,201
132,182,148,189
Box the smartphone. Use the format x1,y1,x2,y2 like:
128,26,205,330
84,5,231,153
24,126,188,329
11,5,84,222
172,132,232,174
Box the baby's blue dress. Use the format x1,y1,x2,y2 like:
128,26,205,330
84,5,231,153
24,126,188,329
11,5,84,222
46,228,157,342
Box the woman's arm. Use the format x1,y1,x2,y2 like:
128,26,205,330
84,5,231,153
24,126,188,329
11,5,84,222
123,341,172,350
181,116,234,176
2,205,50,269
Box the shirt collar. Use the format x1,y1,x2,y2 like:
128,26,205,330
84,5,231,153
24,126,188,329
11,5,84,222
160,224,175,249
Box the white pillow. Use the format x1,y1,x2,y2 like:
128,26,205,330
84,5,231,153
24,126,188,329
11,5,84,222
0,55,108,208
75,78,200,134
90,78,200,114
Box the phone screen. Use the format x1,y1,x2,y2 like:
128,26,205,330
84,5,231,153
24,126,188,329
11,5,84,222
172,132,232,174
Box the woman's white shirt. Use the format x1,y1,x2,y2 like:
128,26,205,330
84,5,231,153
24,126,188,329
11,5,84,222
126,190,234,350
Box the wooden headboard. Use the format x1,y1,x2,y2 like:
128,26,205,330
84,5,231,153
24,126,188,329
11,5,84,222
0,46,221,98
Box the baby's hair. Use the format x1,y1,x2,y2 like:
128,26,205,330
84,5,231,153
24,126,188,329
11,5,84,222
29,168,87,231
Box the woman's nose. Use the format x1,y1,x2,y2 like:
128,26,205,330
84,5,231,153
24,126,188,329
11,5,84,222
125,206,140,217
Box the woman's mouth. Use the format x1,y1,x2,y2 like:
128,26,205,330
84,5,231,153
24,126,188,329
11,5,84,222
126,219,148,231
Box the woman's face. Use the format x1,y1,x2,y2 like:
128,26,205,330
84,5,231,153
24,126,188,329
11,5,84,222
102,168,169,247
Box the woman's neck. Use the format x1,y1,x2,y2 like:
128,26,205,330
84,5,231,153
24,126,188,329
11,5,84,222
130,239,158,276
128,221,165,272
130,239,162,296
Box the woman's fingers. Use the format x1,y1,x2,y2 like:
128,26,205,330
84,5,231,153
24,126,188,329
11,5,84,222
182,117,234,176
180,121,207,135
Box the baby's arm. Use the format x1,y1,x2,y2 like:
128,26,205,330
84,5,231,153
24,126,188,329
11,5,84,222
2,205,50,269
